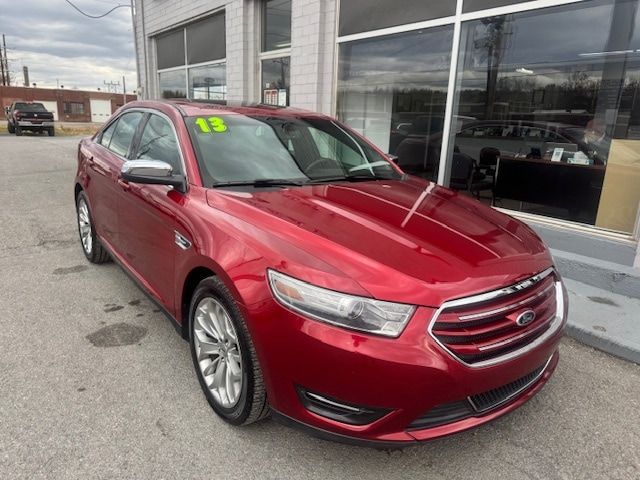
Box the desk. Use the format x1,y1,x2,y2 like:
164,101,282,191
494,157,606,224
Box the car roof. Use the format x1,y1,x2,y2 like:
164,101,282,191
123,99,330,119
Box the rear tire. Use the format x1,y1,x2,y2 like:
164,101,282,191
189,277,269,426
48,127,55,137
15,126,22,136
75,191,110,264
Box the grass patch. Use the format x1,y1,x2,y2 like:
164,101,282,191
0,122,99,136
56,125,100,137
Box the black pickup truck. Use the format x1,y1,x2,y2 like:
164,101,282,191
5,101,55,136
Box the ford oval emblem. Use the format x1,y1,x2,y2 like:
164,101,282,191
516,310,536,327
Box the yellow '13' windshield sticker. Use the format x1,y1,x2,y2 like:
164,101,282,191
195,116,228,133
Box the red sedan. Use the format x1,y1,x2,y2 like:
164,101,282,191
74,100,567,447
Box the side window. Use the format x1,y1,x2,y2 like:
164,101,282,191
109,112,144,157
100,120,119,149
136,114,182,173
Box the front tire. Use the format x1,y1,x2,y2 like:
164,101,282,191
7,122,15,134
48,127,55,137
15,126,22,136
75,191,110,264
189,277,269,426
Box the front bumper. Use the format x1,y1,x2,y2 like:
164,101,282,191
247,294,565,445
272,351,559,448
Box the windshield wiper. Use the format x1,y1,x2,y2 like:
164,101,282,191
211,179,306,188
307,174,385,184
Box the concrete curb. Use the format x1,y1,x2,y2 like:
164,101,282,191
563,278,640,365
565,323,640,365
551,248,640,300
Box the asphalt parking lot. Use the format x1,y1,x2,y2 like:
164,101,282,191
1,134,639,480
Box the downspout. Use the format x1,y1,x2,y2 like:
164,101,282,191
130,0,141,99
139,0,149,99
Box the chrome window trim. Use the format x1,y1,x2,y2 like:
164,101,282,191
427,268,565,369
457,280,555,322
467,354,554,413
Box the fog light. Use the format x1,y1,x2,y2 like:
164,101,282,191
297,387,390,426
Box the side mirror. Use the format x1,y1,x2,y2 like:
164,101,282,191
4,106,9,115
121,160,187,193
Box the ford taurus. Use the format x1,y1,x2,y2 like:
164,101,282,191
74,100,567,447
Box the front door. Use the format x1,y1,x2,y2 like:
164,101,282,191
117,113,186,314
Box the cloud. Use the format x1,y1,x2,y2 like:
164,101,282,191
0,0,137,91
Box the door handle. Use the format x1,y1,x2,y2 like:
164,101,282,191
117,178,131,191
87,156,95,167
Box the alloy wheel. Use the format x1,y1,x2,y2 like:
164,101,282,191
77,198,92,254
193,297,243,408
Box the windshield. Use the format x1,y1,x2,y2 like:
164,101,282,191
186,114,401,186
15,102,47,113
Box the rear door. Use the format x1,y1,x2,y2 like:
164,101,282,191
86,111,144,250
117,112,186,312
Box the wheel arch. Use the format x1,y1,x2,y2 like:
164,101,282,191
74,182,83,202
180,266,217,339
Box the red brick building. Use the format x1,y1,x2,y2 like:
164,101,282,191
1,85,137,123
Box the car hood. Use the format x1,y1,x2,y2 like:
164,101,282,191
206,177,553,307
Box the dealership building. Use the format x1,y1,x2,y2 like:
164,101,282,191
132,0,640,270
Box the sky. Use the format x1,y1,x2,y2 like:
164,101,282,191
0,0,137,92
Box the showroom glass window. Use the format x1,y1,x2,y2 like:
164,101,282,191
337,25,454,177
444,0,640,233
339,0,455,36
156,13,226,100
261,0,291,106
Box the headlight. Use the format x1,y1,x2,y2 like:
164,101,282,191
267,270,415,337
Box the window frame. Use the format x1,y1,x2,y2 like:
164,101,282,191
155,10,228,100
261,0,292,52
63,102,85,115
259,0,292,106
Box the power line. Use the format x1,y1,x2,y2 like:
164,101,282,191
64,0,130,19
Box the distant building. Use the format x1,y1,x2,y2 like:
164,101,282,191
0,85,137,123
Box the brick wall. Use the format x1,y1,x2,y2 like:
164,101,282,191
0,86,137,122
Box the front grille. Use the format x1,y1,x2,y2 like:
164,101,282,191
408,359,549,430
468,362,547,412
430,268,560,366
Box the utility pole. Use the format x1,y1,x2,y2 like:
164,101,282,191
0,40,5,86
122,75,126,104
3,34,10,86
